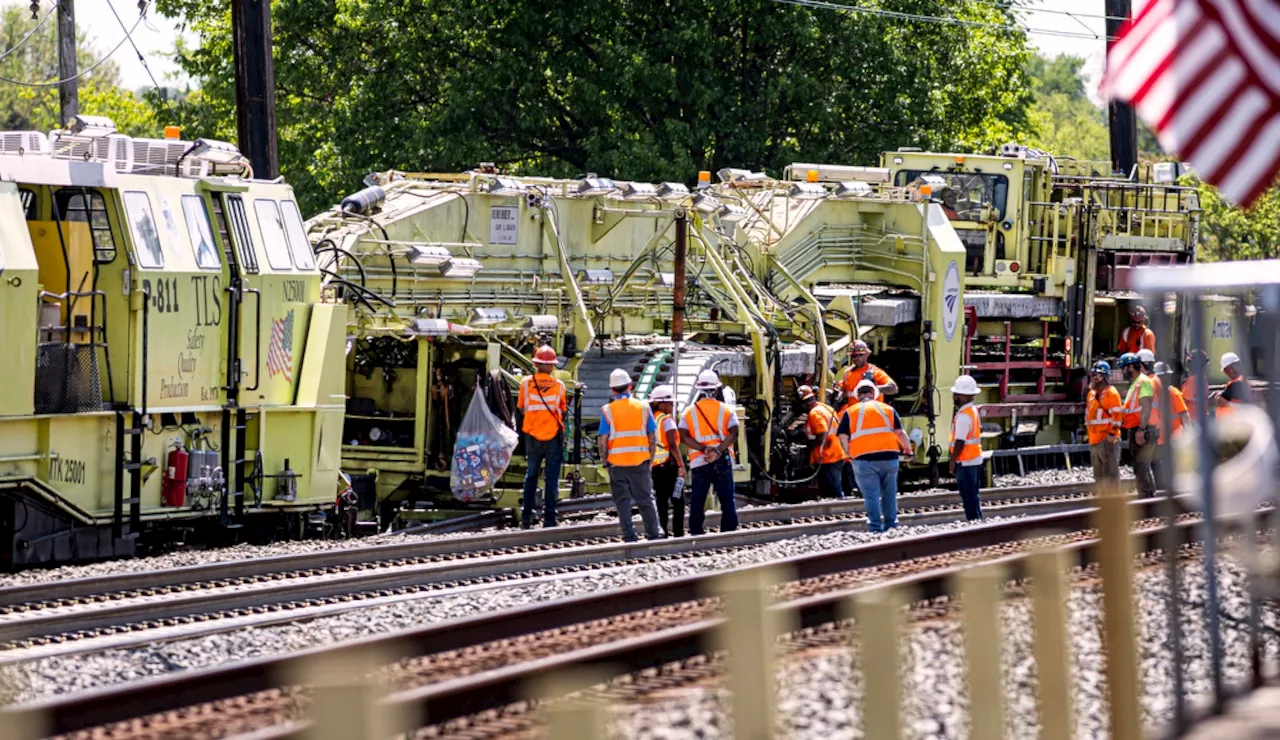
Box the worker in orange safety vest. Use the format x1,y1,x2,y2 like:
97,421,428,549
1119,352,1157,496
798,384,847,499
1085,360,1123,485
517,345,567,529
838,379,913,532
948,375,985,521
597,369,662,542
1117,304,1156,355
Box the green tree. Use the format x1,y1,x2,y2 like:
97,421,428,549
1022,53,1109,162
1193,177,1280,261
155,0,1035,214
0,5,159,135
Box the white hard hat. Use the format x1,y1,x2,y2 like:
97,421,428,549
1136,348,1156,364
695,369,722,389
854,379,878,396
1221,351,1241,371
649,384,674,403
951,375,980,395
609,368,633,387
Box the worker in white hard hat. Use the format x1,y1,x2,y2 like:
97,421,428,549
838,379,913,532
517,345,567,528
1215,351,1251,416
948,375,984,521
648,384,687,537
597,368,662,542
680,369,739,534
798,384,847,499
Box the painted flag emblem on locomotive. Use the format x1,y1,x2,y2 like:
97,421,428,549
267,309,295,383
1101,0,1280,206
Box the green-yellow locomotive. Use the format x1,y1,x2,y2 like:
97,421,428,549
0,117,346,567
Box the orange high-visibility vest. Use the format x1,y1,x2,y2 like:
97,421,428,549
846,400,900,458
1181,378,1199,419
840,363,890,402
1122,374,1155,429
1148,373,1164,431
806,403,847,465
653,411,678,467
1166,385,1188,436
601,397,652,467
1117,326,1156,355
949,404,983,463
1085,386,1123,445
519,374,566,442
682,398,735,465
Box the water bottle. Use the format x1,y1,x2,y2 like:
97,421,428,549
672,476,686,500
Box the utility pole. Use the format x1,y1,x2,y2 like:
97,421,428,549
1106,0,1138,177
56,0,77,126
231,0,279,178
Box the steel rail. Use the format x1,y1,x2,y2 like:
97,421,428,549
4,496,1163,736
0,493,1095,645
249,500,1254,740
0,481,1090,608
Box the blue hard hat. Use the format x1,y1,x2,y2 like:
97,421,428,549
1117,352,1140,368
1091,360,1111,375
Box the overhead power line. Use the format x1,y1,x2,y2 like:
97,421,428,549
0,13,143,88
0,0,59,64
772,0,1120,42
105,0,176,117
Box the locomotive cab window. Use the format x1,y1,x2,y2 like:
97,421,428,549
223,194,260,274
56,189,118,263
122,191,164,268
181,195,220,269
280,200,316,270
253,198,294,270
19,187,36,221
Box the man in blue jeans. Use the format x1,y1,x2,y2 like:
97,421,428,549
838,380,914,532
680,370,740,535
517,346,567,528
948,375,985,520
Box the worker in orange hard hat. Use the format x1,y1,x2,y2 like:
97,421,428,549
1117,305,1156,355
517,345,567,529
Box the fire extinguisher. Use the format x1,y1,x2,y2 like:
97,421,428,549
162,441,189,507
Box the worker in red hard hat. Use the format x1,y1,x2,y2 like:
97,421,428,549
516,345,567,528
1117,305,1156,355
838,340,896,499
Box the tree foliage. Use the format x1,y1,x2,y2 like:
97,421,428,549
0,6,158,135
1193,178,1280,261
155,0,1035,214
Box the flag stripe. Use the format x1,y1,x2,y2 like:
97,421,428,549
1103,0,1280,206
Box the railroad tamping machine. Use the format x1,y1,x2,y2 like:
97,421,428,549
307,167,968,523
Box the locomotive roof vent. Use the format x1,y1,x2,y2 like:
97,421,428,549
0,130,49,157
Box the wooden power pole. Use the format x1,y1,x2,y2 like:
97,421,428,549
231,0,279,179
56,0,77,126
1105,0,1138,177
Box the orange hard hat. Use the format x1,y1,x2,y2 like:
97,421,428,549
533,345,557,364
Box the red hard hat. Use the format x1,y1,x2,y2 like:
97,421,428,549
850,340,870,355
533,345,557,364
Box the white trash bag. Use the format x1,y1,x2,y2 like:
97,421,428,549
450,391,519,502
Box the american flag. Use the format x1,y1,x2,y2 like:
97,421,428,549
266,310,295,383
1101,0,1280,205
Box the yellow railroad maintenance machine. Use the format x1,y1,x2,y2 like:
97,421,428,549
0,116,347,568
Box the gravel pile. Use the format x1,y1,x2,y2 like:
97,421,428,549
609,552,1276,739
0,517,1016,704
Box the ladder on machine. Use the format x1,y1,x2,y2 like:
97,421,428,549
112,409,144,540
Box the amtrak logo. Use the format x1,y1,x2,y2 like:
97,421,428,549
942,261,961,341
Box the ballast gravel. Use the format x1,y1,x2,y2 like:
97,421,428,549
0,517,1017,703
0,466,1085,588
608,551,1277,739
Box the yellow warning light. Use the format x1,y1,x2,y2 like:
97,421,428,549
806,169,819,183
697,170,711,183
955,155,965,164
919,185,933,198
164,125,182,140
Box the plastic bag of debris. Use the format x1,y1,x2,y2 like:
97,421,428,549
450,391,519,501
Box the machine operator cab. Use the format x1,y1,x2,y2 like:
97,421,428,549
884,147,1080,297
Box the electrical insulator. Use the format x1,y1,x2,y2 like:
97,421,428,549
29,1,39,20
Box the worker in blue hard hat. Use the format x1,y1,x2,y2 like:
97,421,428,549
1118,352,1157,496
1085,360,1123,485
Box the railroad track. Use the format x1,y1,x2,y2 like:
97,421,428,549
0,488,1095,657
0,495,1192,738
